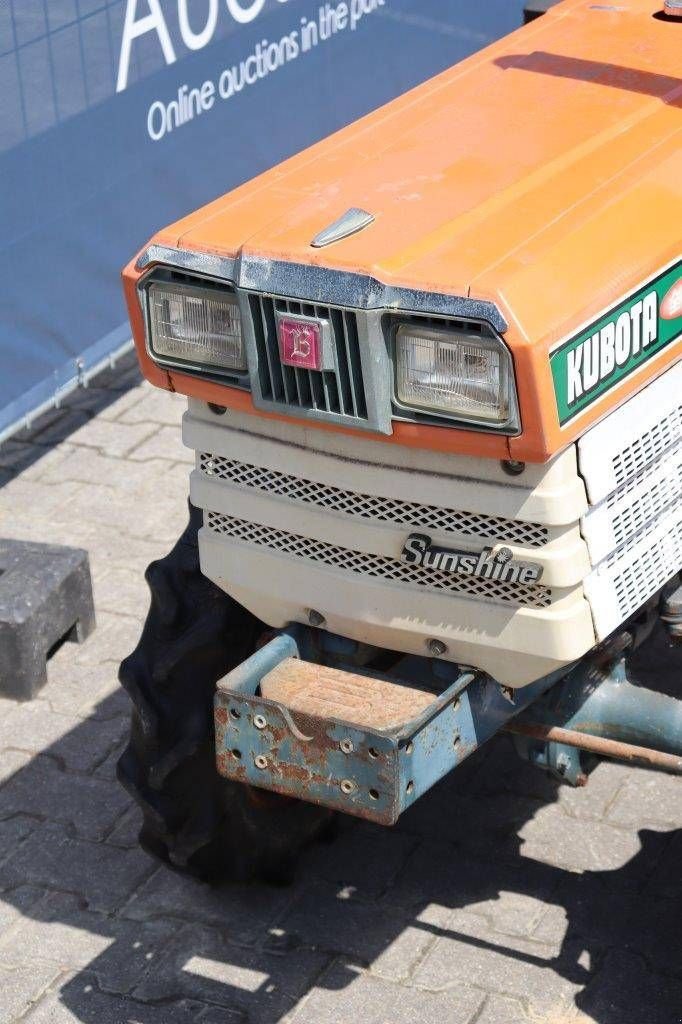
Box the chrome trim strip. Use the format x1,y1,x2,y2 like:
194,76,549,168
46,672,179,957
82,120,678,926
311,207,375,248
137,244,237,282
136,245,508,332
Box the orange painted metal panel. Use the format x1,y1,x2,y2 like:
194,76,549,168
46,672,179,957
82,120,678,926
123,0,681,462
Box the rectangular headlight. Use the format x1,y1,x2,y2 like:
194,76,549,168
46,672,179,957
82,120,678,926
395,324,517,428
147,281,247,375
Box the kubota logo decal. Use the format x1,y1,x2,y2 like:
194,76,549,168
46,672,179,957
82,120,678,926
550,258,682,426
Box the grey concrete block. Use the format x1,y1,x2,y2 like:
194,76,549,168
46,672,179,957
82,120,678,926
619,894,682,977
413,910,583,1013
127,425,193,463
0,891,177,995
24,979,219,1024
0,825,155,913
0,814,41,862
0,757,129,841
34,668,124,722
516,804,645,876
0,748,33,786
273,881,433,982
299,822,415,899
644,829,682,899
0,540,95,700
0,883,44,935
132,922,329,1022
385,840,558,932
26,409,91,447
0,700,127,773
120,387,185,427
473,994,531,1024
122,868,292,943
65,419,158,459
606,768,682,828
578,950,682,1024
532,873,640,948
290,962,484,1024
0,958,61,1021
555,759,629,822
104,805,143,849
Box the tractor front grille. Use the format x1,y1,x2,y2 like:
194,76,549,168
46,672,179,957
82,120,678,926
247,294,367,421
205,510,553,609
199,452,549,547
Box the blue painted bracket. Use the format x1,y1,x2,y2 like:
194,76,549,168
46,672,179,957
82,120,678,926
214,630,557,824
512,654,682,785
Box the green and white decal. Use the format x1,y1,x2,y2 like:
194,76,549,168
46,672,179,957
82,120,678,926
551,259,682,426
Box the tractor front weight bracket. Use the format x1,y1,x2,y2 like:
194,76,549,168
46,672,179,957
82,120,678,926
214,628,560,824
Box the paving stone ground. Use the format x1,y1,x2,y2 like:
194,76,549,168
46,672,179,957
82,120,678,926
0,352,680,1023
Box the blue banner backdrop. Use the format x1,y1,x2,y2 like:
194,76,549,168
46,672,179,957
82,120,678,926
0,0,519,441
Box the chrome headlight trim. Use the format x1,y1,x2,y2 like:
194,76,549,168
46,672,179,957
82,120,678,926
389,316,520,434
135,246,517,434
136,245,509,332
137,265,252,390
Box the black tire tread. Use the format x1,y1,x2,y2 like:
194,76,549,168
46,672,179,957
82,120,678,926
117,503,332,883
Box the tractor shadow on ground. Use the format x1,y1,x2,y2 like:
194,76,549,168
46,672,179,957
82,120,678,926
0,629,680,1023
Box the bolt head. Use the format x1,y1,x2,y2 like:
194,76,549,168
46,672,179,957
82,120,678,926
428,638,448,657
340,739,354,754
501,459,526,476
308,609,326,628
253,714,267,730
340,779,356,795
254,755,269,770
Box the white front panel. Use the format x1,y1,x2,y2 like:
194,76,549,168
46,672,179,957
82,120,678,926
580,362,682,639
185,401,596,686
578,362,682,504
584,502,682,639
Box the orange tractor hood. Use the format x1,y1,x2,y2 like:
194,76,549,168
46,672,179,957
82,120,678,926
127,0,681,462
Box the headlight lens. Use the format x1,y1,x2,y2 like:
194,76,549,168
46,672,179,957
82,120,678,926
395,324,516,428
148,281,247,375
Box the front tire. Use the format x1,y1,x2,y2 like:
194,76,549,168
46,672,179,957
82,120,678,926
117,503,333,883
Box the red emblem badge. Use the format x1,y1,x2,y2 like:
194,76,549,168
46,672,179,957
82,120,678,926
278,318,322,370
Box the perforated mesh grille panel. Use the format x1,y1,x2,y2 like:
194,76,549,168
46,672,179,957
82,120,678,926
581,364,682,638
199,453,549,546
585,504,682,635
612,403,681,486
205,511,552,608
606,448,682,550
608,510,682,623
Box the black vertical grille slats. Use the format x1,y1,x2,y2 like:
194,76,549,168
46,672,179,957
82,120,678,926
249,295,368,421
343,311,366,418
